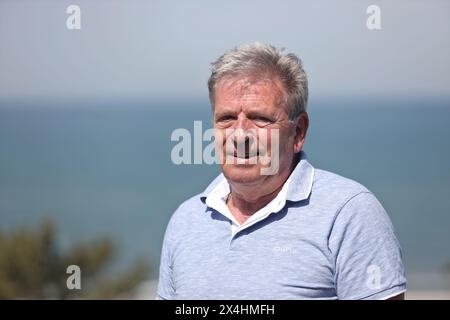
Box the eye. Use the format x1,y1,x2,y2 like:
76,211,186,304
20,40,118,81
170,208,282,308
216,115,235,122
252,116,273,126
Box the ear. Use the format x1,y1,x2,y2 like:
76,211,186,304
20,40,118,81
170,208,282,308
293,112,309,154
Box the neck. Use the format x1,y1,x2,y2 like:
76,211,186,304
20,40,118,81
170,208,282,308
228,183,284,218
227,155,299,224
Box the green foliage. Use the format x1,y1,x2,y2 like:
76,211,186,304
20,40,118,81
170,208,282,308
0,218,150,299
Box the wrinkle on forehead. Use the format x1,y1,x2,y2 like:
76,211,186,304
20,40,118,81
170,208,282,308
217,76,286,107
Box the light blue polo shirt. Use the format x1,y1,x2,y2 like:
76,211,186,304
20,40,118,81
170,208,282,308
157,151,406,300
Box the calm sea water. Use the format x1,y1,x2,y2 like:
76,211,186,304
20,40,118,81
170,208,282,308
1,97,449,289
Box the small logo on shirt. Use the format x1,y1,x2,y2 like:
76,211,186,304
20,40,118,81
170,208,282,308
272,246,297,255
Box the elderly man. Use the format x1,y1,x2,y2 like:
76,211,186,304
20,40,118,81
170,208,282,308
158,43,406,300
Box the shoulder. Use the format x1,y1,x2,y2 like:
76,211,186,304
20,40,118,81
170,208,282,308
308,168,397,238
166,193,205,232
311,169,372,209
163,173,225,240
313,170,397,246
313,169,370,194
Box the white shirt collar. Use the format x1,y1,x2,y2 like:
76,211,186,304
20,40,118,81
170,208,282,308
201,151,315,236
205,167,295,237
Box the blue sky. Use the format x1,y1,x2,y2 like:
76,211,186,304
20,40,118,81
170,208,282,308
0,0,449,100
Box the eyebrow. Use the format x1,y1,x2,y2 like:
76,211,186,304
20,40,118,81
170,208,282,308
214,108,277,118
246,109,274,116
214,111,236,120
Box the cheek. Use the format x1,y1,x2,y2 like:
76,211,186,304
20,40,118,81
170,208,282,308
214,129,228,145
213,130,225,158
255,129,270,153
258,128,292,151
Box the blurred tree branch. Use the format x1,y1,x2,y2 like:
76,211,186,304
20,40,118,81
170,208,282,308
0,218,150,299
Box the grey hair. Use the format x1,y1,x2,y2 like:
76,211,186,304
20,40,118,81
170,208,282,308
208,42,309,120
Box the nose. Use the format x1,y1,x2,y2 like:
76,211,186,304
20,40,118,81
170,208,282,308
234,113,253,131
233,129,251,150
232,116,256,154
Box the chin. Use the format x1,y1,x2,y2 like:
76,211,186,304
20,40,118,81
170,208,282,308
221,163,265,185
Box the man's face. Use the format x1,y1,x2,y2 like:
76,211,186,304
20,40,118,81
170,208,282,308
213,77,305,189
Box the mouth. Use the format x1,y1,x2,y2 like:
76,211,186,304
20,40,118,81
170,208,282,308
234,152,258,159
223,150,262,166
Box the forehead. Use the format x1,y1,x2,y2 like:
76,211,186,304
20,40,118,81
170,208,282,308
215,77,285,108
